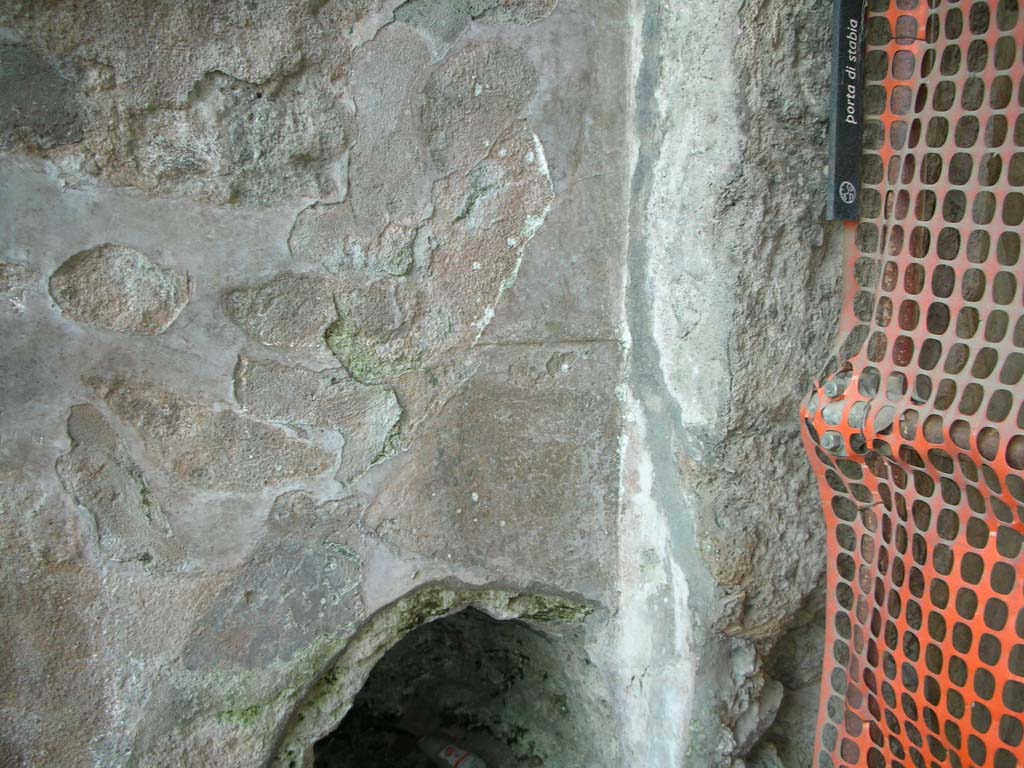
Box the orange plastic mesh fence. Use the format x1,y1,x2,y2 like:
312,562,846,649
802,1,1024,766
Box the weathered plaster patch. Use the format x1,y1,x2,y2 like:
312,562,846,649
95,378,336,491
56,404,175,567
396,0,559,59
0,260,39,311
615,392,695,766
234,356,401,483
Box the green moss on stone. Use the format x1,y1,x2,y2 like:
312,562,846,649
137,480,155,521
371,423,403,466
507,594,593,622
216,702,265,727
455,167,498,223
395,586,454,634
381,241,414,277
324,320,416,384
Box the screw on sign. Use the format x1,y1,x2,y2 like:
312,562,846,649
840,180,859,205
804,0,1024,767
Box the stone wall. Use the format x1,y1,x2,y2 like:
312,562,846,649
0,1,842,766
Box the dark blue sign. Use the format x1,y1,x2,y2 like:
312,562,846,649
828,0,866,221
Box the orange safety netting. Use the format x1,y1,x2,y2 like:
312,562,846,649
803,1,1024,767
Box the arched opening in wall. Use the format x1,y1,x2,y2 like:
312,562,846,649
310,607,612,768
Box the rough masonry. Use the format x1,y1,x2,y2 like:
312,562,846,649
0,1,842,766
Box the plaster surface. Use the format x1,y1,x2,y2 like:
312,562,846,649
0,1,841,766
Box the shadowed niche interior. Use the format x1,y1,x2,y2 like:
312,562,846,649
313,608,615,768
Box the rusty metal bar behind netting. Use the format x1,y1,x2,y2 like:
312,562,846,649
803,0,1024,766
